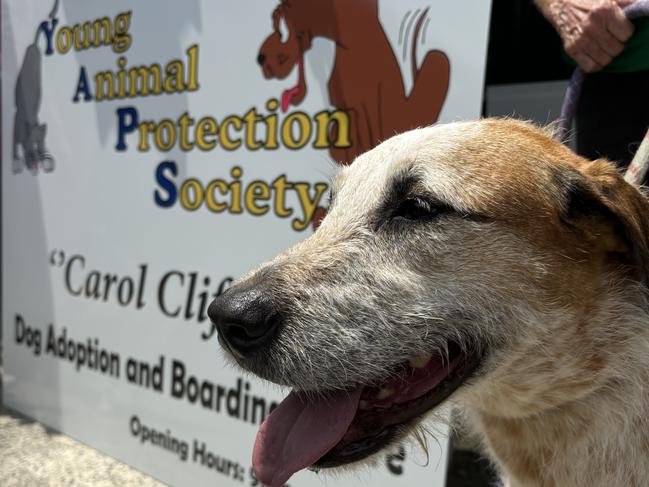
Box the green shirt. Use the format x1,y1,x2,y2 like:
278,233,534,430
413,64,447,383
564,17,649,72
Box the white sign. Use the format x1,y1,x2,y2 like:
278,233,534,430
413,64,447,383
2,1,491,486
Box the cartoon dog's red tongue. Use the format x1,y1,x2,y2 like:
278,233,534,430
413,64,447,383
253,388,362,487
280,58,305,112
281,86,301,112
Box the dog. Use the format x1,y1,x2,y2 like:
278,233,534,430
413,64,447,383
257,0,450,165
209,119,649,487
13,0,57,174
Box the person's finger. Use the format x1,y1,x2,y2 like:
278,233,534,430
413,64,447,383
565,25,611,70
597,30,625,58
587,9,626,57
566,44,603,73
579,54,603,73
603,3,635,42
582,36,614,66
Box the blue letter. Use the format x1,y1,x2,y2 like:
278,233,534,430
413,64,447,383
38,18,58,55
72,67,92,102
154,161,178,207
115,106,138,151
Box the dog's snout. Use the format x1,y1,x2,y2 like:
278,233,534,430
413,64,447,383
257,53,266,66
208,287,279,356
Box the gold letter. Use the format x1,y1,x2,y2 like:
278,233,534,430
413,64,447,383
180,179,204,211
56,27,72,54
155,119,177,151
245,181,271,216
292,182,328,231
91,17,112,48
244,108,263,150
313,110,351,148
206,180,228,213
186,44,199,91
137,121,156,151
196,117,218,151
264,99,280,149
113,11,132,53
95,71,115,101
229,166,243,214
178,112,195,151
73,23,92,50
128,64,162,97
164,60,186,93
281,112,311,150
219,116,242,150
271,175,293,218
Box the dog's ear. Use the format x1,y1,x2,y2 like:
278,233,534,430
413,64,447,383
272,5,283,31
559,159,649,286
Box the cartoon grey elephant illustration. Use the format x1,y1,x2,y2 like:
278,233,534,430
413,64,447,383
12,0,58,174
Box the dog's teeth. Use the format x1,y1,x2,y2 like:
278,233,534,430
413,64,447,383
376,388,394,400
409,354,432,369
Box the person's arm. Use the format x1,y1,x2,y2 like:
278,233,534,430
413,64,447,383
535,0,635,72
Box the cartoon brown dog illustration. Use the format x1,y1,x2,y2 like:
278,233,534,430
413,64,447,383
257,0,450,165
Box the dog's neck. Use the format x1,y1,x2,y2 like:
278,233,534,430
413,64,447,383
472,384,649,487
461,291,649,486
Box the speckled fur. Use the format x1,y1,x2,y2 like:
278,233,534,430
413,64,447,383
231,119,649,486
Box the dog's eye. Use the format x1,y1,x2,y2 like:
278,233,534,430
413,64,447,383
393,197,442,221
278,16,289,42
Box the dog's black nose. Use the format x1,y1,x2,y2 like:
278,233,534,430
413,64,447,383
208,286,279,357
257,53,266,66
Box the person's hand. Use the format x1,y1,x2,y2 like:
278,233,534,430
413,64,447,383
538,0,635,72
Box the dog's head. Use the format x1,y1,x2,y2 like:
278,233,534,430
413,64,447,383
257,2,312,111
209,119,649,486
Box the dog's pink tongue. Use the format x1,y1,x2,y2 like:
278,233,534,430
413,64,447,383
280,86,300,112
253,388,361,487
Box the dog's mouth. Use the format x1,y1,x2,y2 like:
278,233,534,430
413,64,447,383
252,342,480,487
280,55,306,112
